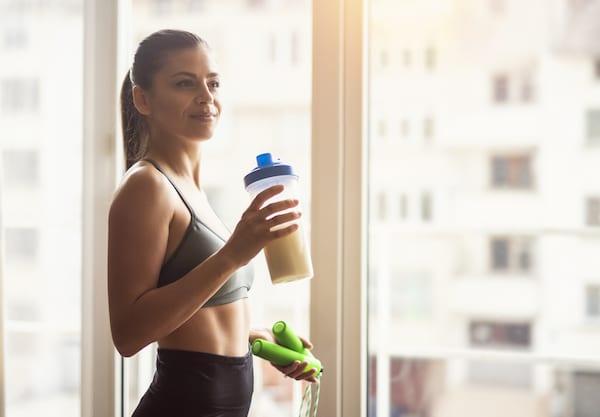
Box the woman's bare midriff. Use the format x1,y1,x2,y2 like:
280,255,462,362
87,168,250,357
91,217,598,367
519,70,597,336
152,163,251,358
157,298,251,357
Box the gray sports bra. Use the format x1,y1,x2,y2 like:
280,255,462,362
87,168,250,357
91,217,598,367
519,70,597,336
143,159,253,307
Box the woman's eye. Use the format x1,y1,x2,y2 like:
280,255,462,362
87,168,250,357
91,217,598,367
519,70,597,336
176,80,194,87
209,81,220,89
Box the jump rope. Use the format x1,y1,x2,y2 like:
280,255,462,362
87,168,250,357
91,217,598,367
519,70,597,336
251,321,323,417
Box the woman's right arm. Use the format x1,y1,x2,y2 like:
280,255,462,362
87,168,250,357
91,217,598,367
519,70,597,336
107,167,299,357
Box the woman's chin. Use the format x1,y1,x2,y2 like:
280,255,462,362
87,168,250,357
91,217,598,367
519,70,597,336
187,131,215,142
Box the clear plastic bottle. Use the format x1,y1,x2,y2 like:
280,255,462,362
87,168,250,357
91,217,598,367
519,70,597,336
244,153,313,284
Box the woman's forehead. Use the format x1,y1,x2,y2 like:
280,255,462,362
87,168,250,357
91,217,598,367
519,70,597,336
161,46,219,77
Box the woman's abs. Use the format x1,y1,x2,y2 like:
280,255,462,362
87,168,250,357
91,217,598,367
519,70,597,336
157,298,250,356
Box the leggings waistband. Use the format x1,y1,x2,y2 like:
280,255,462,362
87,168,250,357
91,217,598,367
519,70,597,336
156,344,252,367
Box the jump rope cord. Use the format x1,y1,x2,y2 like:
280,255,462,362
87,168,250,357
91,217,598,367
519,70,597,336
299,375,321,417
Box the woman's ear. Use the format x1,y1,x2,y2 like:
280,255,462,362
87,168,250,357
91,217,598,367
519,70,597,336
132,85,152,116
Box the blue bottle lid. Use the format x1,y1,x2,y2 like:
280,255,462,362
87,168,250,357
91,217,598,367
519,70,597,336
243,153,297,188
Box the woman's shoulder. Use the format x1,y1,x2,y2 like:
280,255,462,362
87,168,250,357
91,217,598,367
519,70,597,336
109,160,175,223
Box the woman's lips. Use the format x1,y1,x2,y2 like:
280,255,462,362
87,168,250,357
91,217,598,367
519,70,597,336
190,113,217,121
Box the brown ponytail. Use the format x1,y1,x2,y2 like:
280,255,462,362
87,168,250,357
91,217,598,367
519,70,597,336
119,29,209,170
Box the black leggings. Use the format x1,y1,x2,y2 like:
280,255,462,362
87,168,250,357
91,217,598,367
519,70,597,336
131,346,254,417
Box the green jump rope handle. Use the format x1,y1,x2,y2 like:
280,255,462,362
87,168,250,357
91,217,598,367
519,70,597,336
272,321,306,354
252,339,323,375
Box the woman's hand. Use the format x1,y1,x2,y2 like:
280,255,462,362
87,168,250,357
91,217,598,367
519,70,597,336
249,328,318,383
220,184,301,268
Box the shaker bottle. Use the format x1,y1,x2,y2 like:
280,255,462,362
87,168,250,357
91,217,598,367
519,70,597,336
243,152,313,284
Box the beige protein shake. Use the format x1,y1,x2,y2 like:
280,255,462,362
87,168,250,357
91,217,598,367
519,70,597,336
244,153,314,284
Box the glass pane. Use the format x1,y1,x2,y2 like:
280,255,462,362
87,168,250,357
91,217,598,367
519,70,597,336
0,1,83,416
125,1,312,416
367,1,600,416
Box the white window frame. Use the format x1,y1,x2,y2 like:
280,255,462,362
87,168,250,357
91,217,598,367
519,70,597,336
79,0,368,416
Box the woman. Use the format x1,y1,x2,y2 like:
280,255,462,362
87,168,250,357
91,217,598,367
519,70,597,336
108,29,317,417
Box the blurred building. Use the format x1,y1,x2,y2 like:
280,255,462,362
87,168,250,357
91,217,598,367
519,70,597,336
368,0,600,416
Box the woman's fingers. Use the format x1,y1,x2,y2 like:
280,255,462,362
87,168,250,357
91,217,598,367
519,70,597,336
299,336,313,349
247,185,284,211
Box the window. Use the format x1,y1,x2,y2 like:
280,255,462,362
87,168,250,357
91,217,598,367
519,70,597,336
585,197,600,226
400,119,409,138
4,227,39,263
377,119,387,138
390,270,432,318
268,33,277,62
521,74,534,102
586,109,600,143
402,49,411,67
0,7,82,417
425,47,435,70
421,191,432,222
595,58,600,79
1,78,39,113
398,194,408,220
574,372,600,417
2,150,40,187
470,321,531,348
377,192,388,221
368,2,600,416
127,3,312,416
379,49,388,68
3,27,27,48
492,74,509,103
423,116,434,141
491,154,533,189
586,286,600,318
291,31,300,65
490,237,533,273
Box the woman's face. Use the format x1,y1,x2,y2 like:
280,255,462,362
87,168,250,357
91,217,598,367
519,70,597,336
137,45,222,143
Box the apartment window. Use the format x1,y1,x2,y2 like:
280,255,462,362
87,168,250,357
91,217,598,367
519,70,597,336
490,236,533,273
421,192,432,222
491,154,532,189
390,270,432,318
377,192,388,221
379,49,389,68
423,116,434,140
5,227,39,263
521,75,534,102
291,31,300,65
586,109,600,143
1,78,39,113
2,150,40,187
377,119,387,138
492,74,509,103
470,321,531,348
585,198,600,226
399,194,408,220
3,28,27,48
268,34,277,62
574,372,600,417
586,286,600,318
595,58,600,79
401,119,410,138
425,47,435,70
402,49,411,67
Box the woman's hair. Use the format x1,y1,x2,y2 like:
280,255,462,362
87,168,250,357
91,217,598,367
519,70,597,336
120,29,209,169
